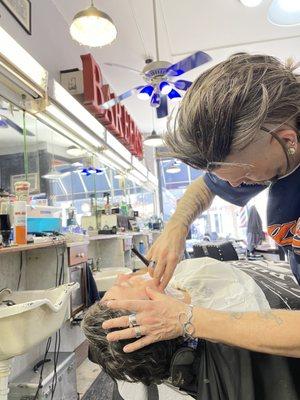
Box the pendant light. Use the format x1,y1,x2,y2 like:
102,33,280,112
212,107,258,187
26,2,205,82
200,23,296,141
66,146,87,157
70,0,117,47
166,160,181,174
268,0,300,26
144,130,164,147
144,108,164,147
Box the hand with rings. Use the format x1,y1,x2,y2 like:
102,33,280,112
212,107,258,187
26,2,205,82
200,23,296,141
102,287,190,353
129,313,142,338
146,221,188,290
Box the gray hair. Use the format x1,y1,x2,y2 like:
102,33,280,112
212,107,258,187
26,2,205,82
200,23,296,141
81,303,183,386
165,53,300,169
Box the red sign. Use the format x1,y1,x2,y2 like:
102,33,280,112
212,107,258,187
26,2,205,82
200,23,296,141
81,53,143,159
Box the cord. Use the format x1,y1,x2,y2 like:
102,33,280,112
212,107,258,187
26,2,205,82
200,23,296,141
16,251,24,290
50,330,61,399
34,243,65,399
33,337,52,400
55,243,65,286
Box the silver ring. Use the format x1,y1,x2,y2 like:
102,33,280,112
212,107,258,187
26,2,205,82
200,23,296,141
128,313,138,327
148,260,156,269
134,325,142,338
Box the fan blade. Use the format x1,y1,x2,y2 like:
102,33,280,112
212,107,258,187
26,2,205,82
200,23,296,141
156,95,168,118
100,86,144,109
166,51,211,77
0,119,8,128
168,89,181,102
5,118,35,136
103,63,142,75
174,79,193,91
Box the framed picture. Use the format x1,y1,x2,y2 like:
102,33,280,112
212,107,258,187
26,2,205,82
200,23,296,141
0,0,31,35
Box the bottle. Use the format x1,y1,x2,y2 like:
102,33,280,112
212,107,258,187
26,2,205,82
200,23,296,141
138,240,145,255
128,204,134,218
14,201,27,245
120,200,128,216
104,193,111,215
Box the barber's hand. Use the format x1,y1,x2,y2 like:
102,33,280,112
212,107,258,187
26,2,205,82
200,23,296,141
147,221,188,290
102,287,188,353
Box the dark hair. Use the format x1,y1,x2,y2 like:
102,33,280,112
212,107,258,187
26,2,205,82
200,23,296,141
166,53,300,170
81,303,183,386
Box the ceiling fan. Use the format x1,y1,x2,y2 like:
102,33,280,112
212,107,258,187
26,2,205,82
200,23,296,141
0,114,35,136
100,0,212,118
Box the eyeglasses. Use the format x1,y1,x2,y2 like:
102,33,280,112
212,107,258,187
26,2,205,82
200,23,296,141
206,161,255,173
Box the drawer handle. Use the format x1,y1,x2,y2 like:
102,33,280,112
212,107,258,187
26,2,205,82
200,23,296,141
76,253,85,258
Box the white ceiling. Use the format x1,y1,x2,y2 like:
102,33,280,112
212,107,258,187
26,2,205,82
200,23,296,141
51,0,300,134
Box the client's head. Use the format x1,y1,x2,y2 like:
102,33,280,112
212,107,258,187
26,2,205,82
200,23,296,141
82,302,183,386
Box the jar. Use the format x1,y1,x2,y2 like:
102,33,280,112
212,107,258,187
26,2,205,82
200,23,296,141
14,181,30,203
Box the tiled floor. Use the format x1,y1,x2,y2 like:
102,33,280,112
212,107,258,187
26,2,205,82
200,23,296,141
76,358,101,399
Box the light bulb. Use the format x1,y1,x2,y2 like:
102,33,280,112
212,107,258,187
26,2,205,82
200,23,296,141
137,85,154,100
70,6,117,47
240,0,263,7
268,0,300,26
159,81,172,95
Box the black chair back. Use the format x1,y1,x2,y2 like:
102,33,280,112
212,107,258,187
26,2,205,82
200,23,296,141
193,241,238,261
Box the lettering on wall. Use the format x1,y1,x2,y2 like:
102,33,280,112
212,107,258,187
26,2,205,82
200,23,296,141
81,53,143,160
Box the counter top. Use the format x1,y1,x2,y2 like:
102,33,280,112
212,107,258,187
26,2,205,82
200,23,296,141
0,239,66,254
0,230,158,254
88,234,132,241
88,231,154,241
66,241,90,248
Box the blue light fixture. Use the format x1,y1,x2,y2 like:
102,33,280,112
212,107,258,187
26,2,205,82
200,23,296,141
159,81,172,95
0,117,8,128
174,80,193,91
81,166,103,175
137,85,154,100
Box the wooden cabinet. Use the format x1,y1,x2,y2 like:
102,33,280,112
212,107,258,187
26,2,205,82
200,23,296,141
68,244,88,266
68,244,89,317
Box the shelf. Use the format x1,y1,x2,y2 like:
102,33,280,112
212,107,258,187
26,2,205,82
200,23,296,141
0,239,66,254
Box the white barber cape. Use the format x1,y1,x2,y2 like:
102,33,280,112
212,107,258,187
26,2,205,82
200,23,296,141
117,257,270,400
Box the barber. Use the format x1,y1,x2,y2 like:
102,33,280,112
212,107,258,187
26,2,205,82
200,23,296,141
102,53,300,357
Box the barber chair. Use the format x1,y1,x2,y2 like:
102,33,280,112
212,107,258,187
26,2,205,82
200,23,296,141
192,241,239,262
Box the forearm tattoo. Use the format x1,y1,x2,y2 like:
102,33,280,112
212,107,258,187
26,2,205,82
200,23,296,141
229,311,283,326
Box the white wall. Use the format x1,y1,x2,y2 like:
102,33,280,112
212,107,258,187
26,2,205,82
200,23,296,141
0,0,88,81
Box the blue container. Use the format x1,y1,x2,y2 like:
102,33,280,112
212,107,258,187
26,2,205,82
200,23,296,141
138,240,145,255
27,217,62,234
